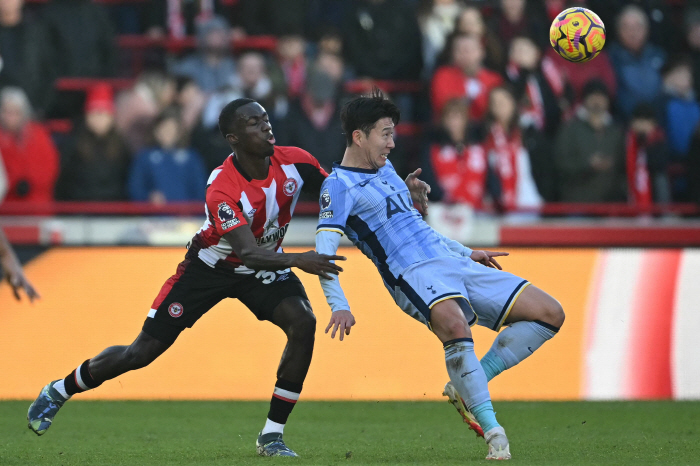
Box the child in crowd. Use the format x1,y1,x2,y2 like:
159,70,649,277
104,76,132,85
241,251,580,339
128,109,207,204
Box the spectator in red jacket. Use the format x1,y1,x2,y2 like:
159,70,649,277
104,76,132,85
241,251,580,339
626,104,671,206
426,98,489,208
0,87,59,205
482,86,543,212
431,33,503,124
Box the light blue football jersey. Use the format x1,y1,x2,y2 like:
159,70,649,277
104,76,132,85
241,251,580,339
316,160,462,285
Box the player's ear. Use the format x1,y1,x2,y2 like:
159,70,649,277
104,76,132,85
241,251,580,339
226,132,239,146
352,129,364,147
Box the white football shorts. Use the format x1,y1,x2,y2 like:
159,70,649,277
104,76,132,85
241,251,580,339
390,255,530,331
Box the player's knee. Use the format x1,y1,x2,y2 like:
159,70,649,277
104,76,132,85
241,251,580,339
544,299,565,329
289,310,316,342
439,315,471,340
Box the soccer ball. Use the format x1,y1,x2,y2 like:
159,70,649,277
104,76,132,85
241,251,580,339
549,7,606,63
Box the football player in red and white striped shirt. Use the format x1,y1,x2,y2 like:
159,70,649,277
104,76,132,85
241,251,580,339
27,98,430,457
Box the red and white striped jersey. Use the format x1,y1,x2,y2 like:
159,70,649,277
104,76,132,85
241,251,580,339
186,146,327,273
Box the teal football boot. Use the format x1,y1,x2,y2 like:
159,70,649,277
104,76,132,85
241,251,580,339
256,432,299,457
27,380,67,435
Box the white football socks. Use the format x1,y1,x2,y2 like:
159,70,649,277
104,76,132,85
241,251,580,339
52,379,71,400
261,419,285,435
443,338,500,432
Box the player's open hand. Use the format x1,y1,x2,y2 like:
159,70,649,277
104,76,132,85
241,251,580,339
325,310,356,341
293,250,346,280
3,266,40,302
405,168,431,215
469,250,508,270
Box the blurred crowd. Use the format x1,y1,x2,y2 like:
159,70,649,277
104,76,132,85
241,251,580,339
0,0,699,213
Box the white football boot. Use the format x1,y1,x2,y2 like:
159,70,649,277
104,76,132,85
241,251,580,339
442,381,485,438
484,426,511,460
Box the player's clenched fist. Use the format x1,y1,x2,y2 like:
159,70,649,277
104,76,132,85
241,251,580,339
292,251,346,279
325,310,356,341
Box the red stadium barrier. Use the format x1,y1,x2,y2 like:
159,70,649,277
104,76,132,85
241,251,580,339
45,119,73,134
26,0,148,3
116,34,277,54
55,77,136,92
1,201,698,218
500,225,700,247
537,202,700,217
0,201,205,216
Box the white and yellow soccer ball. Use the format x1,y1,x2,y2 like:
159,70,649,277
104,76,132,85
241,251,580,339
549,7,606,63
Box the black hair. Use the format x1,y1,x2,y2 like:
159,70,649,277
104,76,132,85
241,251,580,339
152,106,181,130
581,79,610,99
218,98,257,139
436,31,475,69
510,33,543,53
340,88,400,147
661,54,692,76
174,74,196,94
631,103,657,121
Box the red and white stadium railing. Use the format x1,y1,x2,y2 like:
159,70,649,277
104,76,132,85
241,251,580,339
1,201,699,247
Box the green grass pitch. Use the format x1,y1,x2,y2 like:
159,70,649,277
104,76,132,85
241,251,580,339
2,400,699,465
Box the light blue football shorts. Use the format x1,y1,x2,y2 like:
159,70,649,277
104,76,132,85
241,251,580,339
390,255,530,332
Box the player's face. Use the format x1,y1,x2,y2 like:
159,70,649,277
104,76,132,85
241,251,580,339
231,102,275,158
360,117,395,170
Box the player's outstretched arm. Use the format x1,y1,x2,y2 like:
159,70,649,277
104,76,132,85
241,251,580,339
404,168,431,214
223,226,346,279
0,228,40,302
432,229,474,258
433,227,508,269
316,229,356,341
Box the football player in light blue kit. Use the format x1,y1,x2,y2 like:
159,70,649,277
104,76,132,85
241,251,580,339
315,90,565,461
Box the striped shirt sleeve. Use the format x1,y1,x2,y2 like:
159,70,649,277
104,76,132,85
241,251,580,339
315,229,350,312
316,176,351,236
